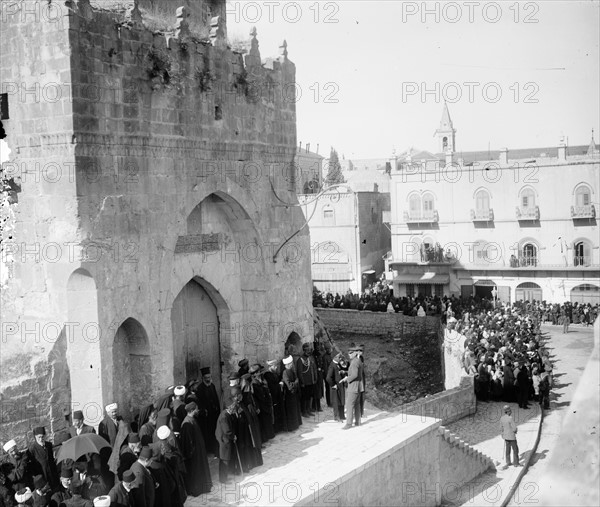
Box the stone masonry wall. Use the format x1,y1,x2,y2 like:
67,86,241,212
1,0,313,439
315,308,440,336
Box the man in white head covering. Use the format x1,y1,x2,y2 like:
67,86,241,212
14,487,32,506
172,385,188,422
98,403,120,446
3,439,34,492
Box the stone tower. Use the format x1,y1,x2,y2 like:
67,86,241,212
435,102,456,153
0,0,313,442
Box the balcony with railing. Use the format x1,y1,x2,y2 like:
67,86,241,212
574,256,592,267
571,204,596,219
404,209,439,223
470,208,494,222
515,205,540,221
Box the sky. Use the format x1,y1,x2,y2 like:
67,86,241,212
226,0,600,159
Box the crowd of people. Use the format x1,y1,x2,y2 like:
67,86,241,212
448,298,598,409
0,342,367,507
312,284,443,316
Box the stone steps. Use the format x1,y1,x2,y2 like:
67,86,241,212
438,425,496,471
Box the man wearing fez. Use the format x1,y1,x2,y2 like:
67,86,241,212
69,412,95,438
180,402,212,496
195,367,220,456
50,468,72,507
129,447,155,507
3,439,34,491
31,474,52,506
28,427,58,490
108,470,136,507
281,355,302,431
215,388,242,484
172,386,188,423
296,343,318,418
342,344,365,429
63,479,92,507
326,353,347,422
358,344,367,417
117,434,141,481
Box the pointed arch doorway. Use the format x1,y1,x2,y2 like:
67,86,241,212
171,279,222,396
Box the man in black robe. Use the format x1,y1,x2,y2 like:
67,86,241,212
50,468,72,507
180,402,212,496
108,470,136,507
281,356,302,431
3,439,34,491
215,389,242,484
322,343,333,407
98,404,120,447
195,367,220,456
250,365,275,442
263,360,284,434
129,447,155,507
172,386,188,423
28,427,58,490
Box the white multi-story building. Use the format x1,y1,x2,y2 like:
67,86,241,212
388,105,600,304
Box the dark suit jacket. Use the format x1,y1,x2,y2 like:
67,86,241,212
68,425,96,438
130,461,155,507
108,483,134,507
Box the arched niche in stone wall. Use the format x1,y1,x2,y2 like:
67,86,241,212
171,277,226,400
112,318,152,422
179,191,266,284
66,268,104,425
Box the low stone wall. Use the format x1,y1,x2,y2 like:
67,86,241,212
314,308,440,337
397,375,476,425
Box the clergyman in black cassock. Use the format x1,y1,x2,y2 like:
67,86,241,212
195,367,221,456
180,402,212,496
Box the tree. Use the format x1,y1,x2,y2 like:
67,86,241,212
325,148,345,186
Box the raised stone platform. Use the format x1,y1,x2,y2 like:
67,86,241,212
186,394,488,507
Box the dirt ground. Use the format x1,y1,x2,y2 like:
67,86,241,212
327,331,445,411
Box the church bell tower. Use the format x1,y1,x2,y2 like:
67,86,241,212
435,102,456,153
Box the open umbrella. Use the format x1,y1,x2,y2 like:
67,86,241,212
55,433,111,463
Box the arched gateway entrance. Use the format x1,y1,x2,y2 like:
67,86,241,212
171,279,222,396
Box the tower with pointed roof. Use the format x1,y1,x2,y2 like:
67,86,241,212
435,102,456,153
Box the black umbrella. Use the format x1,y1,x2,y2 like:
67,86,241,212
55,433,111,463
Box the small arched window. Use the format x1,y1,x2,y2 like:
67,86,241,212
521,188,535,209
575,186,591,207
409,194,421,213
422,192,435,213
475,189,490,212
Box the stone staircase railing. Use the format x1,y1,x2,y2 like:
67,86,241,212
438,425,497,471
